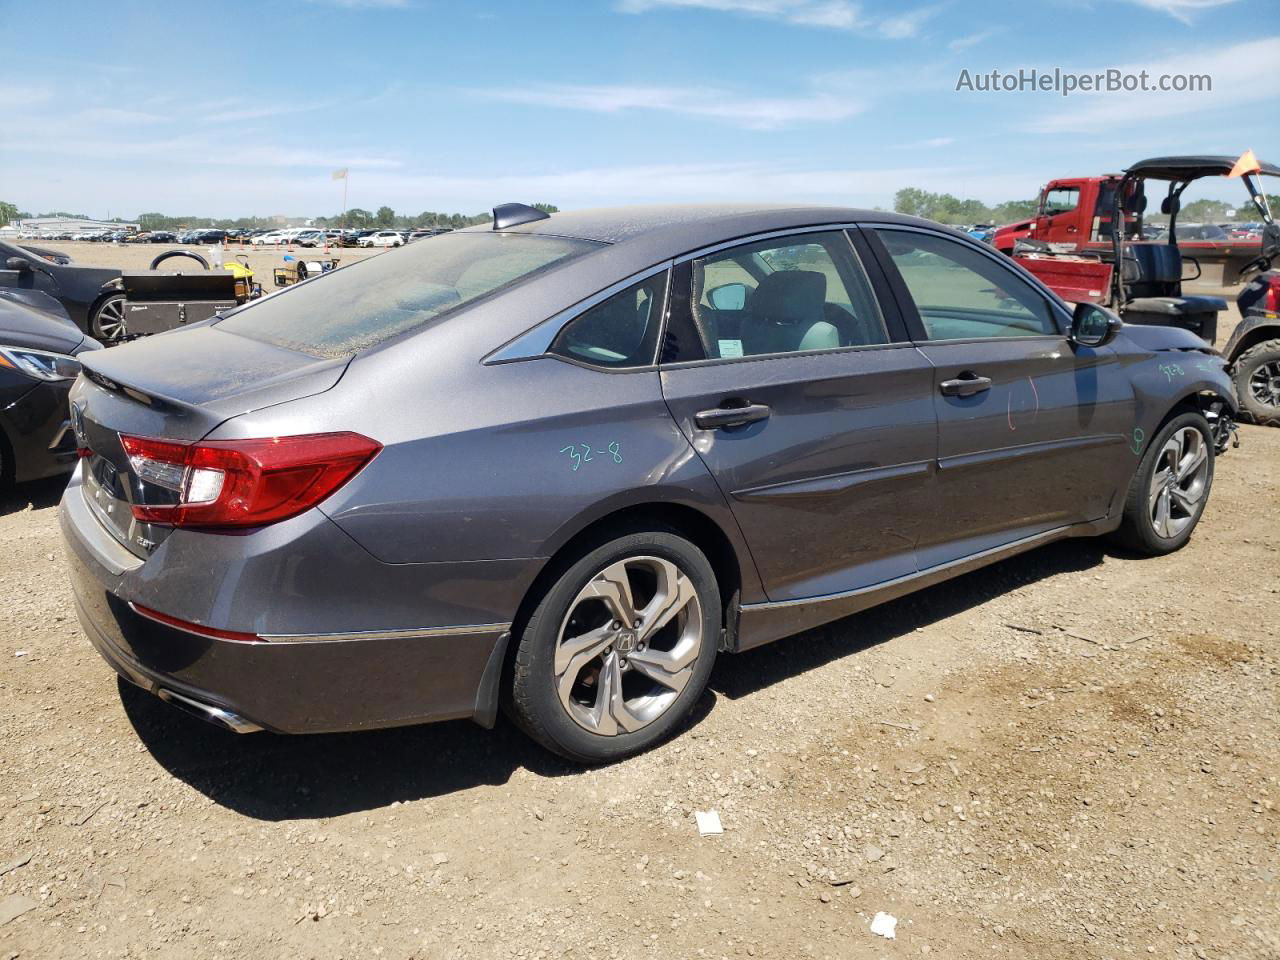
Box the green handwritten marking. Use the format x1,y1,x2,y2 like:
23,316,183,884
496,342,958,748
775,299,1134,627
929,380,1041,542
1158,362,1185,382
560,442,623,470
559,445,581,471
1131,427,1145,456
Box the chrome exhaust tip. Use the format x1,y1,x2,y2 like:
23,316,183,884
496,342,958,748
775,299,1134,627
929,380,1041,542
156,688,263,734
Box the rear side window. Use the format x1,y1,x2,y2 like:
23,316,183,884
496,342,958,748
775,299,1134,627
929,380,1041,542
549,272,668,368
216,233,600,357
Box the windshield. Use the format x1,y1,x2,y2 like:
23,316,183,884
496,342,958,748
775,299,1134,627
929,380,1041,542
217,232,601,357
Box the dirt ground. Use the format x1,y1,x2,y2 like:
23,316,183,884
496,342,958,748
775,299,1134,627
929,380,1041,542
0,252,1277,960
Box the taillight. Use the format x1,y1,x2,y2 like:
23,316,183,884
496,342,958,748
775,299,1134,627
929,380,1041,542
1266,279,1280,314
119,432,381,529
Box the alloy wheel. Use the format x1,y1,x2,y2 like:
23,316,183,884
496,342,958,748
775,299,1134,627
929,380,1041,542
93,297,128,342
1247,359,1280,410
553,555,704,736
1147,426,1209,539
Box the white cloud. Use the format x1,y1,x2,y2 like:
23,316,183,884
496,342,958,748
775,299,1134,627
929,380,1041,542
948,28,995,52
876,5,941,39
1027,36,1279,133
73,107,166,125
1122,0,1238,24
471,76,868,130
616,0,938,37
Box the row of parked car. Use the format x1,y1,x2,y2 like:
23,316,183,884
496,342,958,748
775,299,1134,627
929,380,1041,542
16,226,456,248
244,227,454,248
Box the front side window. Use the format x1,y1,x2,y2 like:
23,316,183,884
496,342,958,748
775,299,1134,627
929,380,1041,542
876,229,1057,340
549,272,668,368
1043,186,1080,216
678,231,887,361
216,232,600,357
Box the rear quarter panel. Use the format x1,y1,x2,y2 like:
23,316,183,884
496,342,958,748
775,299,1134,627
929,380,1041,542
209,330,767,602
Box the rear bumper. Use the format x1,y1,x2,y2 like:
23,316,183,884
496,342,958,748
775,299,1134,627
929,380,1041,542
59,473,516,735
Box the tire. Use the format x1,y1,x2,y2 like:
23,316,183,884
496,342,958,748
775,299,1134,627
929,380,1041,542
1232,338,1280,427
90,294,129,343
508,529,721,764
1112,411,1214,555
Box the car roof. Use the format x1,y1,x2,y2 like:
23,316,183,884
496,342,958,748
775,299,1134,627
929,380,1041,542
468,203,926,253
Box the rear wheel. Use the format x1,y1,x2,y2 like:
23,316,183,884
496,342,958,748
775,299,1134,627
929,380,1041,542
509,529,720,763
91,294,128,343
1113,412,1214,555
1233,338,1280,426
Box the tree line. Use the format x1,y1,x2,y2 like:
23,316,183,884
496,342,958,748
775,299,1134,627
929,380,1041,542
893,189,1039,225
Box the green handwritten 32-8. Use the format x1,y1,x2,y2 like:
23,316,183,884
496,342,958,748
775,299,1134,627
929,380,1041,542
560,441,623,471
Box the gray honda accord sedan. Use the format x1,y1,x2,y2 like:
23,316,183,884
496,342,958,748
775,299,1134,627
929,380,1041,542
60,203,1236,762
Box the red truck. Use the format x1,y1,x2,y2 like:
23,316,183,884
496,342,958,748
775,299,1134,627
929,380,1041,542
982,157,1279,351
993,170,1265,299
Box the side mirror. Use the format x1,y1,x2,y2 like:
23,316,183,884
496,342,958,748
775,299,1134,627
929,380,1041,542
5,256,31,272
707,282,748,311
1070,301,1122,348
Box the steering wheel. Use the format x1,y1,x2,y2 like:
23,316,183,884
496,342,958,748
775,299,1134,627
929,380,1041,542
149,249,210,270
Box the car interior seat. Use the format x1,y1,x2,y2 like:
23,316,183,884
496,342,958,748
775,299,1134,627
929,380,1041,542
741,270,839,355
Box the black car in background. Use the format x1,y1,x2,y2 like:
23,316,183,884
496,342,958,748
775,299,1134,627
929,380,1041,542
148,231,178,243
0,241,122,340
0,291,101,485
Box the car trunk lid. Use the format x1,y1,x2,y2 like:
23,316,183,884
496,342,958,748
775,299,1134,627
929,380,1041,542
70,326,349,558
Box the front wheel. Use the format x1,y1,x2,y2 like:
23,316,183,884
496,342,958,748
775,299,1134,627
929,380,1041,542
90,294,129,343
508,530,720,763
1113,412,1214,555
1233,338,1280,427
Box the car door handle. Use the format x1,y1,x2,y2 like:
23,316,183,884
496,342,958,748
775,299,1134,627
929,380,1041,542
939,373,992,397
694,403,771,430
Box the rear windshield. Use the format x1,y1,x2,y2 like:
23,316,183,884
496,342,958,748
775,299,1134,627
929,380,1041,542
217,232,600,356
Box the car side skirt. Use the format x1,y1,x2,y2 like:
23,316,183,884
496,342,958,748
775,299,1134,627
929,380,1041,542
733,516,1117,652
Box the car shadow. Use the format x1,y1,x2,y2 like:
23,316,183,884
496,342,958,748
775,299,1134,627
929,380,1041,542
710,537,1108,700
122,538,1107,821
119,676,718,822
0,474,68,517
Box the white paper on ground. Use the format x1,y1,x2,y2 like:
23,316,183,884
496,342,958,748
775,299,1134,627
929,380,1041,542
694,810,723,836
870,912,898,939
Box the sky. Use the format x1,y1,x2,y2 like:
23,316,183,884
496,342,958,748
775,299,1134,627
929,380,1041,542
2,0,1278,219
